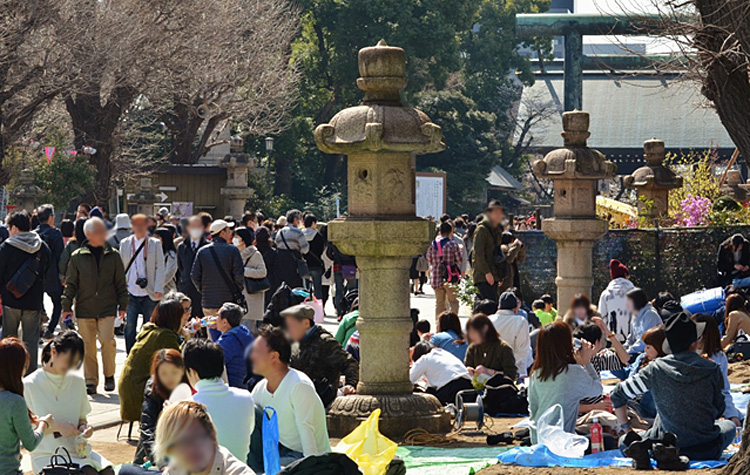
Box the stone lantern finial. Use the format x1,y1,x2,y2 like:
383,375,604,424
561,110,591,147
356,39,407,105
624,138,683,219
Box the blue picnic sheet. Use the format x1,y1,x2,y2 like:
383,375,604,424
497,445,733,469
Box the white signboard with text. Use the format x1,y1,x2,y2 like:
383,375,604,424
415,173,445,220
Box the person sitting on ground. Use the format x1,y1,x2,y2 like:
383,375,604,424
184,339,255,463
717,233,750,286
532,300,553,326
624,288,662,356
612,312,735,461
416,320,431,341
574,320,630,414
215,303,254,388
540,294,557,320
429,312,469,362
119,298,186,424
285,304,359,407
334,298,359,347
721,293,750,349
490,292,532,379
154,401,255,475
627,326,667,420
248,325,331,471
0,338,54,475
528,321,602,445
692,313,742,427
652,291,675,318
598,259,635,343
24,331,114,475
561,293,600,330
464,314,517,381
133,349,189,466
410,342,473,406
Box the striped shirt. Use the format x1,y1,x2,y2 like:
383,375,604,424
580,350,625,406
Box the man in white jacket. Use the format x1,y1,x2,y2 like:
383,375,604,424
119,214,165,353
490,292,532,379
597,259,635,344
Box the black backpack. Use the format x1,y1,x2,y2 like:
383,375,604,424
482,373,528,416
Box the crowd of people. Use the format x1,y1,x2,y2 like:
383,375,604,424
0,198,748,474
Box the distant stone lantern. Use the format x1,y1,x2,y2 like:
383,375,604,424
219,135,255,218
624,138,683,220
720,169,749,203
314,40,449,437
130,177,157,215
11,169,44,213
532,110,617,309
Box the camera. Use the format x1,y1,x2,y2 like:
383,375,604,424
136,277,148,289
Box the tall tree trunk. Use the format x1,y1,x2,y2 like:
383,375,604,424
273,150,292,196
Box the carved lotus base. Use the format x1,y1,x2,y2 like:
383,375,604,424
327,393,451,439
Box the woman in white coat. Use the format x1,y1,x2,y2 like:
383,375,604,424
233,227,268,328
154,228,178,293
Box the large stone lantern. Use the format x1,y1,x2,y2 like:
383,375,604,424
314,40,449,437
219,136,255,218
11,169,44,213
532,110,617,309
130,178,157,215
720,169,750,203
624,138,682,220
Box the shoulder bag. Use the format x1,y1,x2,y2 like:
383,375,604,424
208,246,247,312
6,251,42,298
244,255,271,294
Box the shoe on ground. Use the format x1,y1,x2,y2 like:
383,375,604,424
623,439,653,471
86,384,97,395
104,376,115,392
653,443,690,471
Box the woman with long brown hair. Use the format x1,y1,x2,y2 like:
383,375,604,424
721,293,750,348
464,314,517,381
0,338,54,474
134,349,190,465
429,312,468,361
528,321,602,444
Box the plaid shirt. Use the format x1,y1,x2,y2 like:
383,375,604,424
426,237,462,290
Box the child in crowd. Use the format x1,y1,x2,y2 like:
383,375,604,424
410,342,473,406
24,331,114,475
430,312,468,362
215,302,254,388
528,321,602,444
0,338,54,475
416,320,432,341
335,298,359,346
540,294,557,320
464,314,517,381
154,402,253,475
692,313,742,426
134,349,190,465
532,300,553,326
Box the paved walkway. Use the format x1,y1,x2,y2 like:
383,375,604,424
41,282,472,430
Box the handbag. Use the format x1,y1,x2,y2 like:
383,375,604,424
41,447,83,475
279,231,310,279
6,251,42,298
243,256,270,294
208,247,248,312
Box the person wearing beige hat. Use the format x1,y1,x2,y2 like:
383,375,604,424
283,304,359,407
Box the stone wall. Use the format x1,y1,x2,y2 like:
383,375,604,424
517,225,750,306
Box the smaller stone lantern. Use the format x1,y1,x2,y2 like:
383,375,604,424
219,136,254,218
11,169,44,213
532,110,617,309
720,169,750,203
624,138,683,220
130,178,157,215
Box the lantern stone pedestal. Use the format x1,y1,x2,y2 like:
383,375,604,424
130,178,157,215
624,139,682,222
11,169,43,213
532,110,616,309
315,40,450,438
220,136,254,218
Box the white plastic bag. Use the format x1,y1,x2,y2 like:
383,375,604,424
536,404,588,458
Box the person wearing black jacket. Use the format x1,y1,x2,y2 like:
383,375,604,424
717,234,750,286
35,204,65,338
0,210,51,373
302,214,325,300
176,216,208,318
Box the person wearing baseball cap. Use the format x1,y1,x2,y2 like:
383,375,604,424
611,312,735,464
283,303,359,407
191,219,243,325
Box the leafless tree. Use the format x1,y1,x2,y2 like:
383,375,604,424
150,0,299,165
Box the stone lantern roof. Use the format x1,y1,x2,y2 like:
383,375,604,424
314,39,445,155
532,110,616,180
624,138,683,190
220,135,252,167
720,169,750,202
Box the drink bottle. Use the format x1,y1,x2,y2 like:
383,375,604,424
590,417,604,454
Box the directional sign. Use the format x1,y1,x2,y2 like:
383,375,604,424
155,192,168,203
